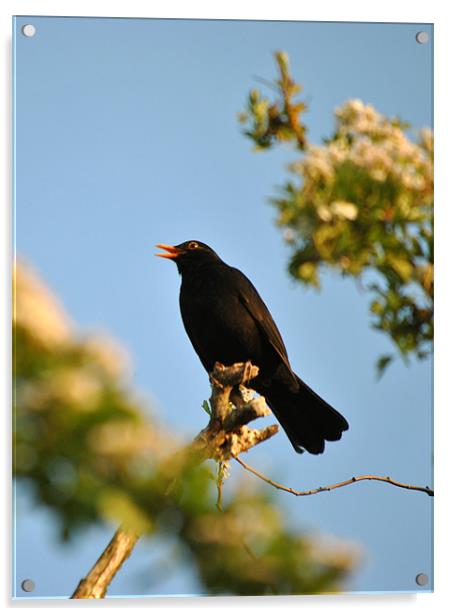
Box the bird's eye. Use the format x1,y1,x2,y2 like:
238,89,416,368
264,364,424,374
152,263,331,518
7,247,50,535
188,241,199,250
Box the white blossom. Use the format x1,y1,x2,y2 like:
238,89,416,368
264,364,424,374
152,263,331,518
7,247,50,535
331,201,358,220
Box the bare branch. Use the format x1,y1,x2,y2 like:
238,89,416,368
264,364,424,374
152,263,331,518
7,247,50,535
71,527,139,599
189,362,278,462
235,456,434,497
223,395,270,432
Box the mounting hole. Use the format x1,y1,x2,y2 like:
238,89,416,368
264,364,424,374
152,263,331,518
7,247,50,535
21,579,35,592
21,24,36,38
415,573,428,586
415,31,429,44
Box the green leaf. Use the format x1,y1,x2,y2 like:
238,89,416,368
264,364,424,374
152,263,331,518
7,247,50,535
201,400,212,416
370,300,384,315
387,255,413,282
376,354,394,379
297,262,319,287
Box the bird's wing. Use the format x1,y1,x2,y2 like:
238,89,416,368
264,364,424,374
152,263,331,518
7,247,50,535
179,299,214,374
231,268,298,388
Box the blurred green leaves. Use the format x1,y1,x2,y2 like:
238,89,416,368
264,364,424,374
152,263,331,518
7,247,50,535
238,51,307,151
239,53,433,375
13,261,358,595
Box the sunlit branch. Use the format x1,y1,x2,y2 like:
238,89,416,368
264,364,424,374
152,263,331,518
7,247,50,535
70,362,277,599
71,527,139,599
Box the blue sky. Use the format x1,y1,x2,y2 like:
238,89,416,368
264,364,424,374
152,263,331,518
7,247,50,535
13,16,433,598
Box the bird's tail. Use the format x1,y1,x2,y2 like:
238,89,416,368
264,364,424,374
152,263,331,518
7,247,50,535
262,374,349,454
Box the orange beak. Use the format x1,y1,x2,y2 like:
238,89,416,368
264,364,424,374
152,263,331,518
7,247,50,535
155,244,182,260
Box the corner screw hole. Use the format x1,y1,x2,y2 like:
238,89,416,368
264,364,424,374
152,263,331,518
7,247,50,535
21,579,35,592
415,573,428,586
21,24,36,38
415,31,429,44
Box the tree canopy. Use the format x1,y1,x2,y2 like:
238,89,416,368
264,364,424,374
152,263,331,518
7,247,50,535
239,52,433,374
13,261,357,596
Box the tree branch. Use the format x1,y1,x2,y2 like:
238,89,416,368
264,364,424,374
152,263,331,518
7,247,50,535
71,360,433,598
71,527,139,599
70,362,277,599
235,456,434,497
187,361,278,464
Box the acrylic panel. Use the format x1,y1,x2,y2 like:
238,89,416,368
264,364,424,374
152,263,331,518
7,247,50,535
13,16,433,599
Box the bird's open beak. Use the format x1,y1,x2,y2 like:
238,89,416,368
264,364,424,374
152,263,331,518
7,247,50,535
155,244,182,260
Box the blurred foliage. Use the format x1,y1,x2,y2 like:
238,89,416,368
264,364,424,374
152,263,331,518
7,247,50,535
13,261,358,595
239,52,433,375
237,51,307,151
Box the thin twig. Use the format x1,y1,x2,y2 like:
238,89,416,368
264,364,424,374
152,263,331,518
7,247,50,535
252,74,281,94
216,461,228,512
235,456,434,497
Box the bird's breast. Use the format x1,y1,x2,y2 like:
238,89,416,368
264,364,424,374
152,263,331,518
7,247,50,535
179,271,264,370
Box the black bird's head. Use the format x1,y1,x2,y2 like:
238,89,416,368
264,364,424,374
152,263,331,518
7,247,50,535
155,240,221,274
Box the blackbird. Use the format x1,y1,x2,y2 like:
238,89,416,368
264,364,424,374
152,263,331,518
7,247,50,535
156,240,348,454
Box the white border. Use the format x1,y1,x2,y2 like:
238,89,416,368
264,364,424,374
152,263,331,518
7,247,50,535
0,0,442,22
2,1,451,614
